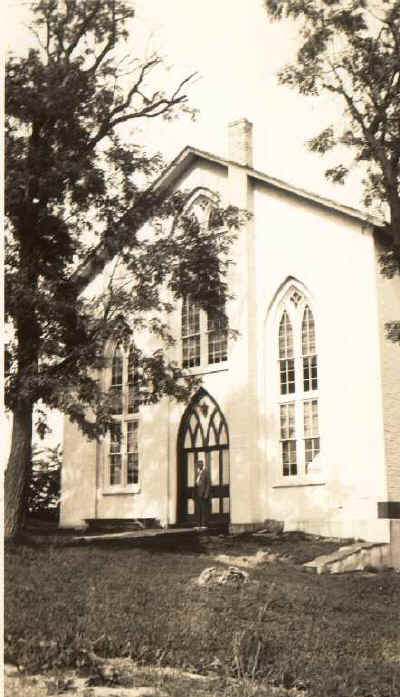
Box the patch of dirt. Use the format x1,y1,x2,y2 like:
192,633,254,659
4,662,221,697
201,531,349,565
4,664,309,697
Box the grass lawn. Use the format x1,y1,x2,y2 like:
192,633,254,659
5,532,400,697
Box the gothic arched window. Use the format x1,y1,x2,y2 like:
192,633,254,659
181,195,228,369
107,343,140,488
277,288,320,477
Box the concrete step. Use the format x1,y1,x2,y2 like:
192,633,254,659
304,541,391,574
84,518,160,533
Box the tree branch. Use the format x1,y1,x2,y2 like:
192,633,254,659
87,71,196,151
65,1,103,60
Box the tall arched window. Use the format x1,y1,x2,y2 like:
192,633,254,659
107,343,140,489
277,288,320,478
181,194,228,369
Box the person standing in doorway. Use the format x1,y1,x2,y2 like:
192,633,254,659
196,459,210,527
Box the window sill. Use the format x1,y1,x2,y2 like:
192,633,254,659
102,487,141,496
272,479,326,489
184,362,229,377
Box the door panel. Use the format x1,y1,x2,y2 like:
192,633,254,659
180,446,229,525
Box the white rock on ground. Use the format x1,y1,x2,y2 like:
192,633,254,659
197,566,249,586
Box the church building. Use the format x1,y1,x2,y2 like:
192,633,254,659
60,119,400,558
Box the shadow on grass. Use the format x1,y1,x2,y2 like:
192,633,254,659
94,534,209,555
9,528,349,564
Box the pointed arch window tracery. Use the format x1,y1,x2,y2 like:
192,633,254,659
276,287,320,478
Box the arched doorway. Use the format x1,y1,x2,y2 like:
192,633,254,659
177,389,230,526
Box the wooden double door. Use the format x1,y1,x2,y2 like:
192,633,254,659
177,389,230,526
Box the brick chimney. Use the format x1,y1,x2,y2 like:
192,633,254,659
228,118,253,168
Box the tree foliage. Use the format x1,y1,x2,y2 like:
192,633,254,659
27,445,62,519
5,0,246,537
264,0,400,283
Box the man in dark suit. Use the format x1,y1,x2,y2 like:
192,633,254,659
196,460,210,527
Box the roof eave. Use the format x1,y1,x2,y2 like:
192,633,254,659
152,146,385,228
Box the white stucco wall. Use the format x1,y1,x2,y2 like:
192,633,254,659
59,417,97,528
253,182,389,541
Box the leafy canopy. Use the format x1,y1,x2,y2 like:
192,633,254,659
6,0,246,438
264,0,400,342
264,1,400,237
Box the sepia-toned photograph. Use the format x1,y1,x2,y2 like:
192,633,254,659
3,1,400,695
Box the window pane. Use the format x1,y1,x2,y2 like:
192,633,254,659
281,441,297,476
127,454,138,484
280,404,297,476
187,452,195,487
210,451,219,485
208,330,228,364
304,399,320,471
222,449,230,485
302,308,318,391
109,423,122,485
110,456,122,485
112,344,123,385
305,437,320,469
303,357,310,392
183,336,200,368
280,403,295,439
280,358,295,395
302,306,316,355
110,386,123,415
127,421,139,484
303,356,318,392
127,348,140,414
111,344,123,415
208,425,217,446
304,400,319,438
208,307,227,332
311,356,318,390
279,311,293,359
182,297,200,337
110,422,121,451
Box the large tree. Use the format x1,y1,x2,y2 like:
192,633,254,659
264,0,400,293
5,0,245,539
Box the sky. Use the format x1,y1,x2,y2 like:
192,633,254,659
6,0,365,208
4,0,366,453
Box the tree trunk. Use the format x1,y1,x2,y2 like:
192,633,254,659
5,403,33,539
389,193,400,248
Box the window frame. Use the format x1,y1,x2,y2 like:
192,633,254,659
275,289,322,483
179,193,229,373
180,297,229,372
103,342,141,494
